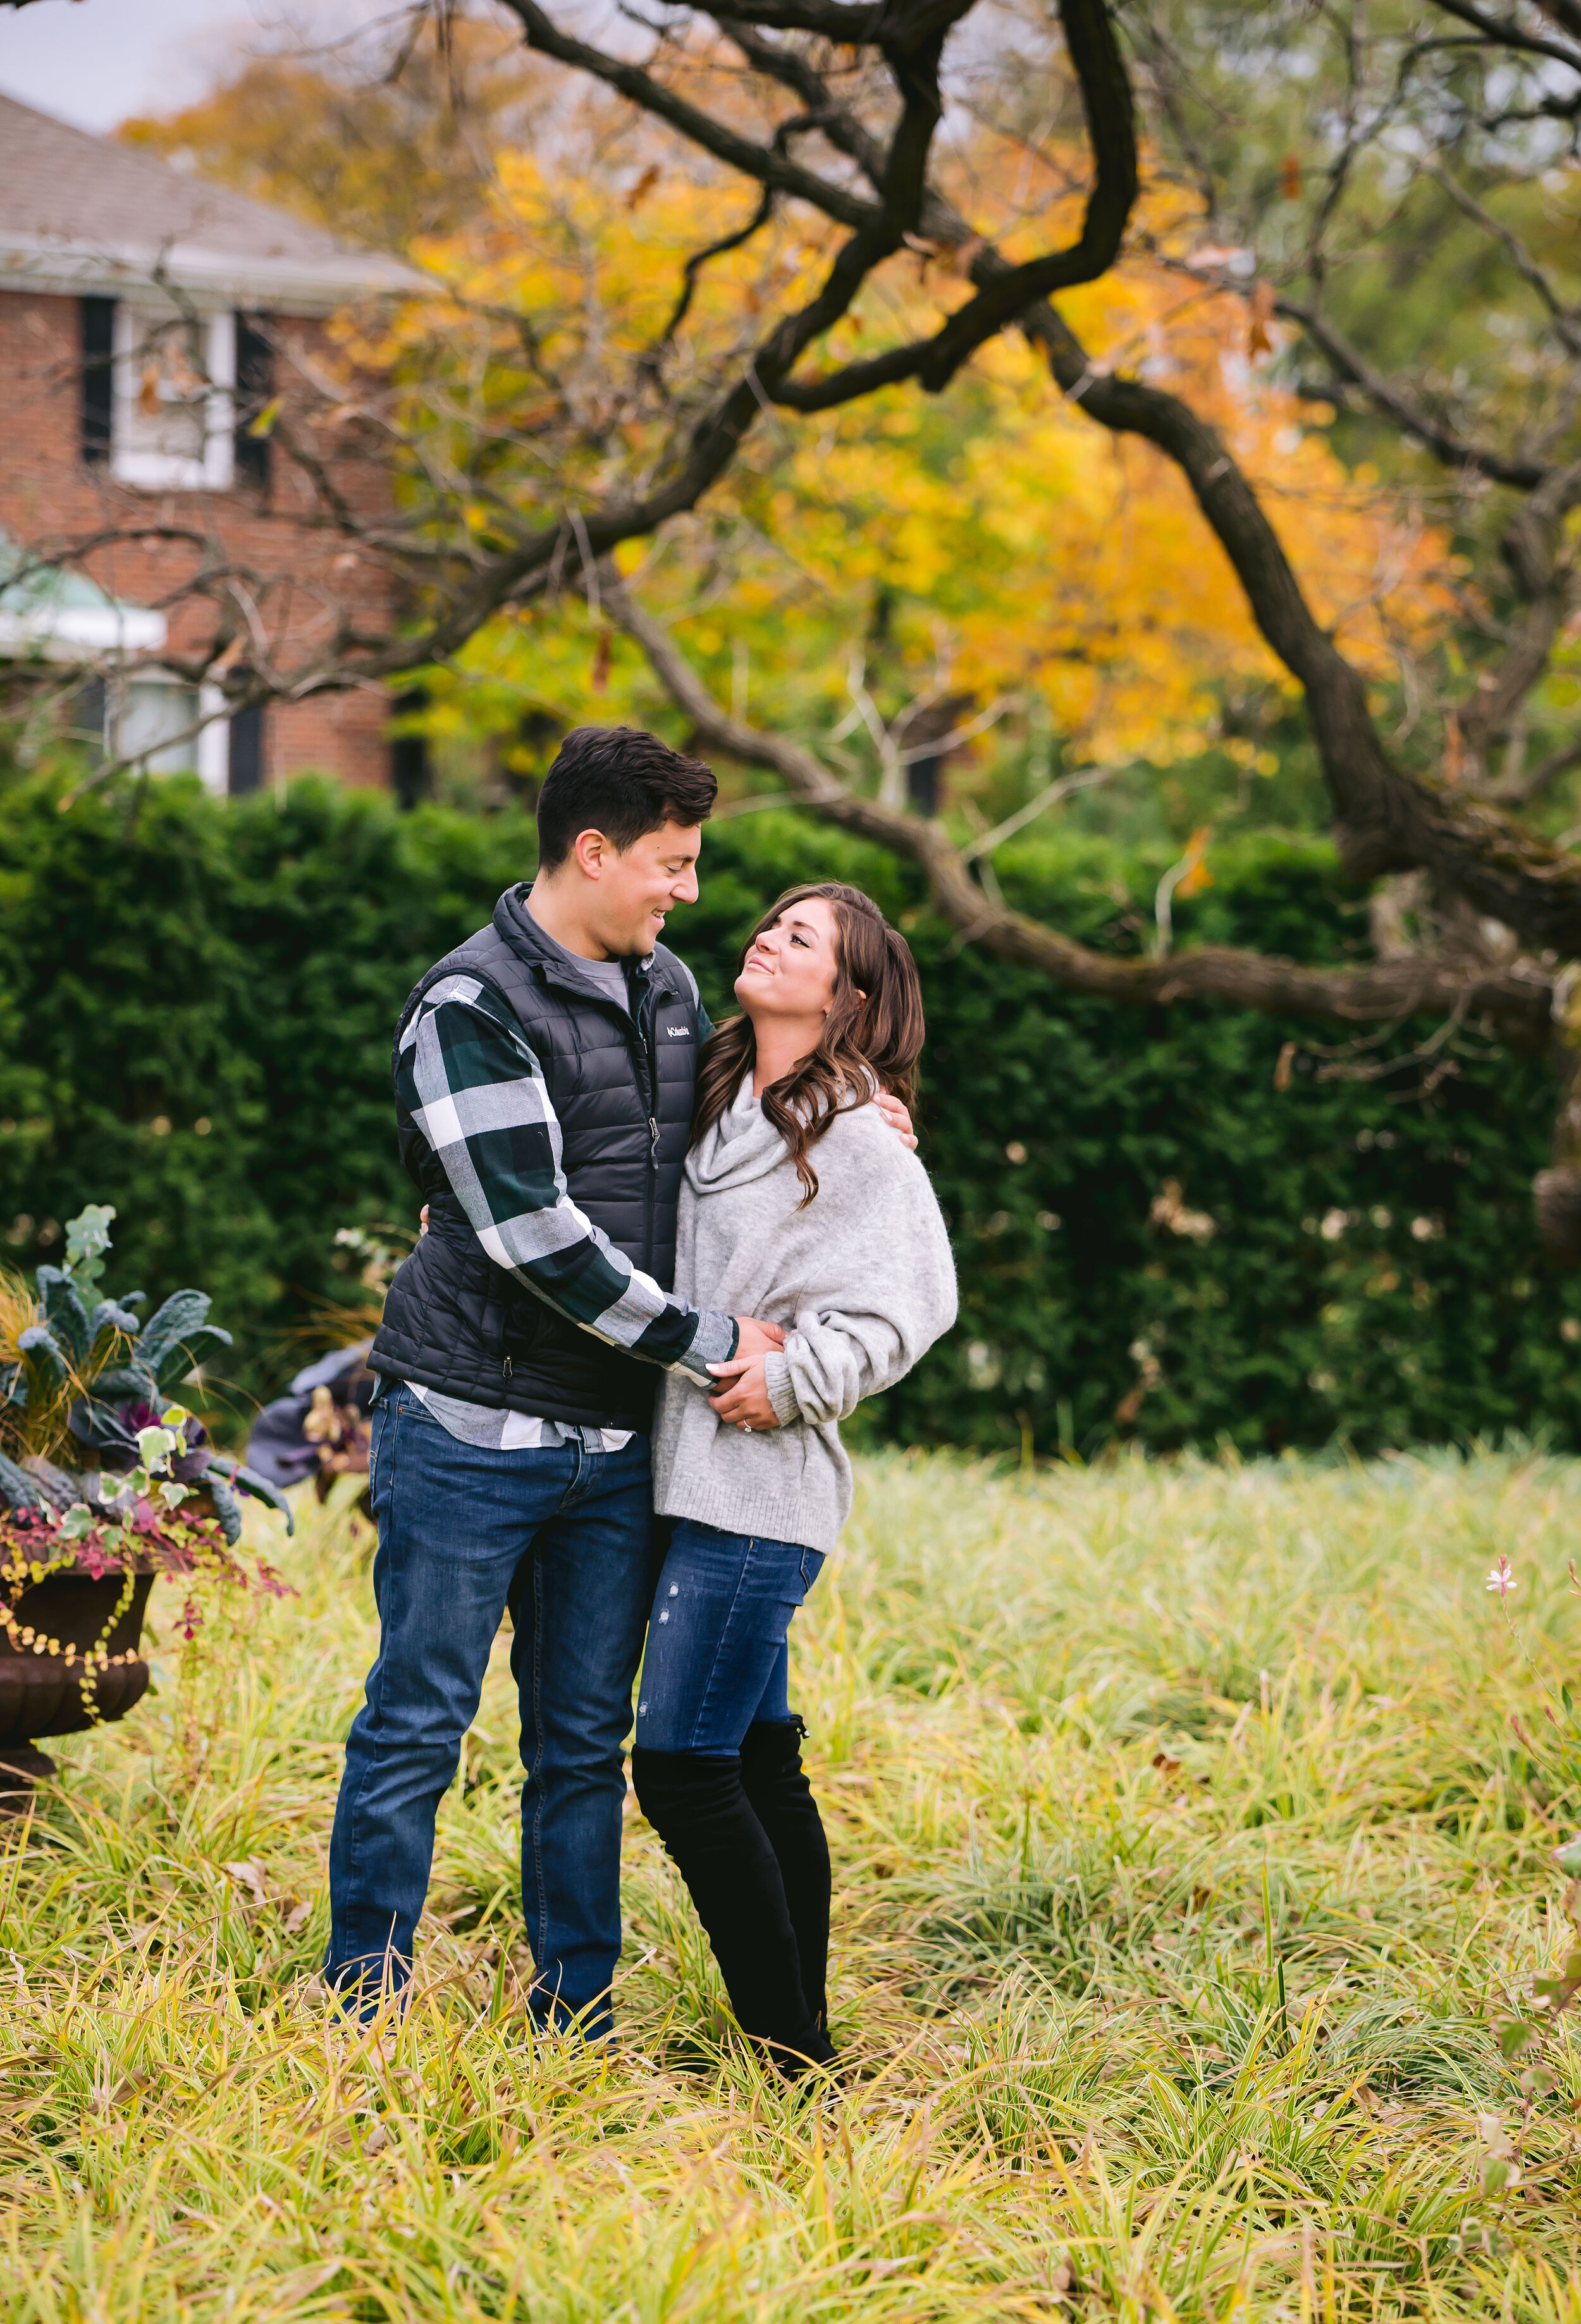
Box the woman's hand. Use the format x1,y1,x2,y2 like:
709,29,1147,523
706,1355,782,1430
875,1091,916,1150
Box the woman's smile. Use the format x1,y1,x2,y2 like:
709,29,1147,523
734,901,843,1023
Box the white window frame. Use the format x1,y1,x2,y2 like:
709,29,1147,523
111,305,236,493
197,681,230,796
97,669,231,793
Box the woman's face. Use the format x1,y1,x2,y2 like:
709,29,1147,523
734,896,843,1024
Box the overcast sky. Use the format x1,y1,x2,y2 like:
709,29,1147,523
0,0,398,132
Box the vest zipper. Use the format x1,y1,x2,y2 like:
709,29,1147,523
636,981,661,1271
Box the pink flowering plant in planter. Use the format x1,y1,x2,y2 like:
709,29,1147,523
0,1204,293,1784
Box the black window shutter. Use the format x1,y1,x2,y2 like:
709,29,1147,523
234,314,273,490
391,691,431,810
71,678,108,761
906,753,942,817
228,703,265,795
80,296,114,466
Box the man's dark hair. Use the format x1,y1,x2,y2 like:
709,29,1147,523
536,726,717,870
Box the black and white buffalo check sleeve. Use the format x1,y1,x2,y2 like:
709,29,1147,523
398,973,737,1388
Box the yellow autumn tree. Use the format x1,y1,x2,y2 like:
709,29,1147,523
368,136,1451,779
128,33,1453,786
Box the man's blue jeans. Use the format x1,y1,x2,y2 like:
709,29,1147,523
326,1390,653,2034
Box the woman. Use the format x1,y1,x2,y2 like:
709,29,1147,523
637,882,957,2074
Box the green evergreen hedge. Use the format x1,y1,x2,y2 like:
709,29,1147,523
0,769,1570,1454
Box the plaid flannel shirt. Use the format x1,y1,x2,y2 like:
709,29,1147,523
398,972,736,1393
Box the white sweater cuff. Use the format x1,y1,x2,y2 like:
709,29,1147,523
763,1350,801,1428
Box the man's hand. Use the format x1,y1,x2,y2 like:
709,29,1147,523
419,1204,429,1235
734,1314,787,1359
708,1354,782,1430
875,1091,917,1151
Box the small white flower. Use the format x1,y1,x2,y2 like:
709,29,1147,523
1485,1555,1518,1598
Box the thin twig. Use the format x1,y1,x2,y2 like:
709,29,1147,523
959,765,1121,862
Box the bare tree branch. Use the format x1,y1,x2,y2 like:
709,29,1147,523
1535,0,1581,44
1274,295,1546,489
958,764,1118,859
713,15,891,187
1423,158,1581,361
646,185,777,364
1489,733,1581,805
1427,0,1581,74
1462,460,1581,776
497,0,880,227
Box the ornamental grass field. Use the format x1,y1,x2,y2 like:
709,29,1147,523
4,1447,1581,2322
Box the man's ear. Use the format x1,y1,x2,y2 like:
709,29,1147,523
572,829,610,879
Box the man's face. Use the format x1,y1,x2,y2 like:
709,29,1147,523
589,821,703,956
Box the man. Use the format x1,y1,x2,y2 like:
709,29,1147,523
325,726,905,2037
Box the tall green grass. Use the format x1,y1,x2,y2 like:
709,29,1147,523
4,1449,1580,2321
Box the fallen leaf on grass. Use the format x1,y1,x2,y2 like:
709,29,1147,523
222,1860,267,1908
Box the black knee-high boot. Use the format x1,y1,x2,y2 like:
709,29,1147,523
632,1747,835,2071
739,1719,832,2036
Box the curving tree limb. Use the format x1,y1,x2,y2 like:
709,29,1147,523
490,0,1581,956
604,574,1554,1042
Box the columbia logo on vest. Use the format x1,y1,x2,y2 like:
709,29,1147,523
664,1025,692,1037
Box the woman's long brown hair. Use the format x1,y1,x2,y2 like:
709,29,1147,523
691,882,926,1204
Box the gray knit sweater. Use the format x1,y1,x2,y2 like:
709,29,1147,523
651,1075,957,1552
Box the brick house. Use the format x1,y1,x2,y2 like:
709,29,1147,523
0,92,424,795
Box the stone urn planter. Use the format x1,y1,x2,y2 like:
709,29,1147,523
1,1204,293,1808
0,1472,290,1811
0,1569,156,1797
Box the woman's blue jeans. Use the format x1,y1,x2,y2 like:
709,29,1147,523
326,1390,654,2034
634,1517,826,1752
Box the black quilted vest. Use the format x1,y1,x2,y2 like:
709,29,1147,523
370,884,703,1431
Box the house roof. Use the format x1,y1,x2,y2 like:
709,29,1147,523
0,90,425,312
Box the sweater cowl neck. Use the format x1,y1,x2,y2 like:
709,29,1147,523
686,1068,877,1196
686,1072,785,1195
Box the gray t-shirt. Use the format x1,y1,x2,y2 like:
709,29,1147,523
525,902,631,1014
577,954,631,1013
